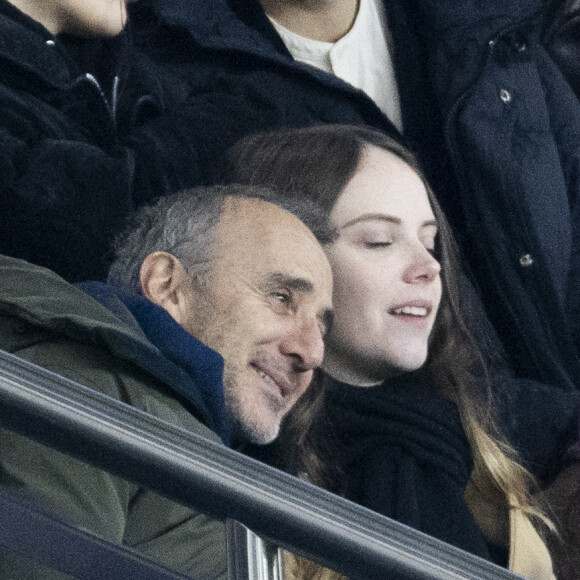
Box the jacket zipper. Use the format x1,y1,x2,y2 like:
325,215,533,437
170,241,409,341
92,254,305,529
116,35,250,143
81,73,120,125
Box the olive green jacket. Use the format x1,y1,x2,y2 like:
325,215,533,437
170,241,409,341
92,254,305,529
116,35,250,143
0,255,227,579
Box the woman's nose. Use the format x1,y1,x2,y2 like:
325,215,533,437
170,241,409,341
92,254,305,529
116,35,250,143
403,246,441,284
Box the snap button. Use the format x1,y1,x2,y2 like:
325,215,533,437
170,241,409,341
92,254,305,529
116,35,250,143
519,254,534,267
514,41,527,53
500,89,512,104
46,39,56,47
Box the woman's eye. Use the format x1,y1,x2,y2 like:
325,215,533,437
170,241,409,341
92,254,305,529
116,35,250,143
364,241,392,248
424,238,439,257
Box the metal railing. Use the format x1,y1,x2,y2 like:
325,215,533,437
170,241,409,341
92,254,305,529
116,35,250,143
0,349,521,579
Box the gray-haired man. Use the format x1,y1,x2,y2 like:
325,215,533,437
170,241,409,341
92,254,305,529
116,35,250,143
0,184,333,578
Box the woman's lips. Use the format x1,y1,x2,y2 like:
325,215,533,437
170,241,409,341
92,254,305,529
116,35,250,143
388,300,432,317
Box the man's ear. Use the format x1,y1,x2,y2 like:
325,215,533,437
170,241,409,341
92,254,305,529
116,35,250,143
139,252,192,325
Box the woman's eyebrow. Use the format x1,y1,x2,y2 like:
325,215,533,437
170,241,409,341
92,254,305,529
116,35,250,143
339,214,438,230
339,213,401,229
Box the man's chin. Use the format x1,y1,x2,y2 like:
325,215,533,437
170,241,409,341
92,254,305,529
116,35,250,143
228,410,282,446
247,426,280,446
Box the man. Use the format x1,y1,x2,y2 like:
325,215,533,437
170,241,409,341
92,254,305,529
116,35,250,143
0,184,333,578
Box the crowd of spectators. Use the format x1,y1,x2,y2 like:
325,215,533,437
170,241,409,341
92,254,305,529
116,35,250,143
0,0,579,578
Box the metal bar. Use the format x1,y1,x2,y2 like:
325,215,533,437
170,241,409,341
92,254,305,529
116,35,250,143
246,527,283,580
227,520,252,580
0,349,520,580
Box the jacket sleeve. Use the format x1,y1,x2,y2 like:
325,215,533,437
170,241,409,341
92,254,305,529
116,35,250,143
0,337,137,540
458,267,580,484
0,337,136,577
0,316,227,579
543,0,580,98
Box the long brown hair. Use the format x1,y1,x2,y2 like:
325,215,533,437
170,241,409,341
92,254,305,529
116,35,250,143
226,124,546,526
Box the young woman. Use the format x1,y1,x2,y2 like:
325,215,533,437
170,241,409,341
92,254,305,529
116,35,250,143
226,124,555,579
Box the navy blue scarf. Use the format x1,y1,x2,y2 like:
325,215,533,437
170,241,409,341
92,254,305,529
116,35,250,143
78,282,230,445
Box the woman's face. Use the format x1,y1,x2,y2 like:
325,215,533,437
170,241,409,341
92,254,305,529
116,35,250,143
323,145,442,385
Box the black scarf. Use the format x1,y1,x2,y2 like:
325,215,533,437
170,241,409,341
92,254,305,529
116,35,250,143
323,373,492,560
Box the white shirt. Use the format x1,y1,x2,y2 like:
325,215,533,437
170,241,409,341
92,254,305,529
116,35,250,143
269,0,404,132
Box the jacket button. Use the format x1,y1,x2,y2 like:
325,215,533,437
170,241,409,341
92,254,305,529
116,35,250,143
500,89,512,104
46,39,56,47
519,254,534,267
514,41,527,53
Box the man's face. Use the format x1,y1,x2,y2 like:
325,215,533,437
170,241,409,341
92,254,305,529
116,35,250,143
181,198,333,445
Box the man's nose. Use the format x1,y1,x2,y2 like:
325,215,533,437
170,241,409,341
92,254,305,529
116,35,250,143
279,317,325,370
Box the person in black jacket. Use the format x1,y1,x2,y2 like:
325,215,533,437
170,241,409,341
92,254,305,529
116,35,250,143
0,0,218,282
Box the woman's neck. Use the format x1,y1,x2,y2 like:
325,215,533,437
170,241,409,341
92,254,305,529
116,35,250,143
259,0,360,43
323,358,385,388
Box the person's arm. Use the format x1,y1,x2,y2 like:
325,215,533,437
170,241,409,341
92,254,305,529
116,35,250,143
0,320,227,579
0,77,269,283
0,124,136,282
0,336,137,539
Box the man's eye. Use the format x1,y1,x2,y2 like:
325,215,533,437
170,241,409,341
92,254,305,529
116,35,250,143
272,291,291,305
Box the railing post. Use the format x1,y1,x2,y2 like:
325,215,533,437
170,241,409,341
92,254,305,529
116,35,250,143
227,520,283,580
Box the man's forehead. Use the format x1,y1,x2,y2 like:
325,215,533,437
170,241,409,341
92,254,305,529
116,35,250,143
216,196,332,295
218,196,317,252
222,195,286,220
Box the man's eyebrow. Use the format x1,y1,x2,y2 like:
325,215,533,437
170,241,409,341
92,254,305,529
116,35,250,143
265,272,314,293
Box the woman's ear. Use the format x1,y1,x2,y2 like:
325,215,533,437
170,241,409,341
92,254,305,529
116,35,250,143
139,252,192,325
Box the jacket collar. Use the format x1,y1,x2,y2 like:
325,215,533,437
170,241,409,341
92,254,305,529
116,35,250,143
78,282,230,445
137,0,391,123
0,255,230,445
140,0,288,57
0,0,129,95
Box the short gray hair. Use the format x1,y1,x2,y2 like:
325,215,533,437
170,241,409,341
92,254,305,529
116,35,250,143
107,184,335,294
